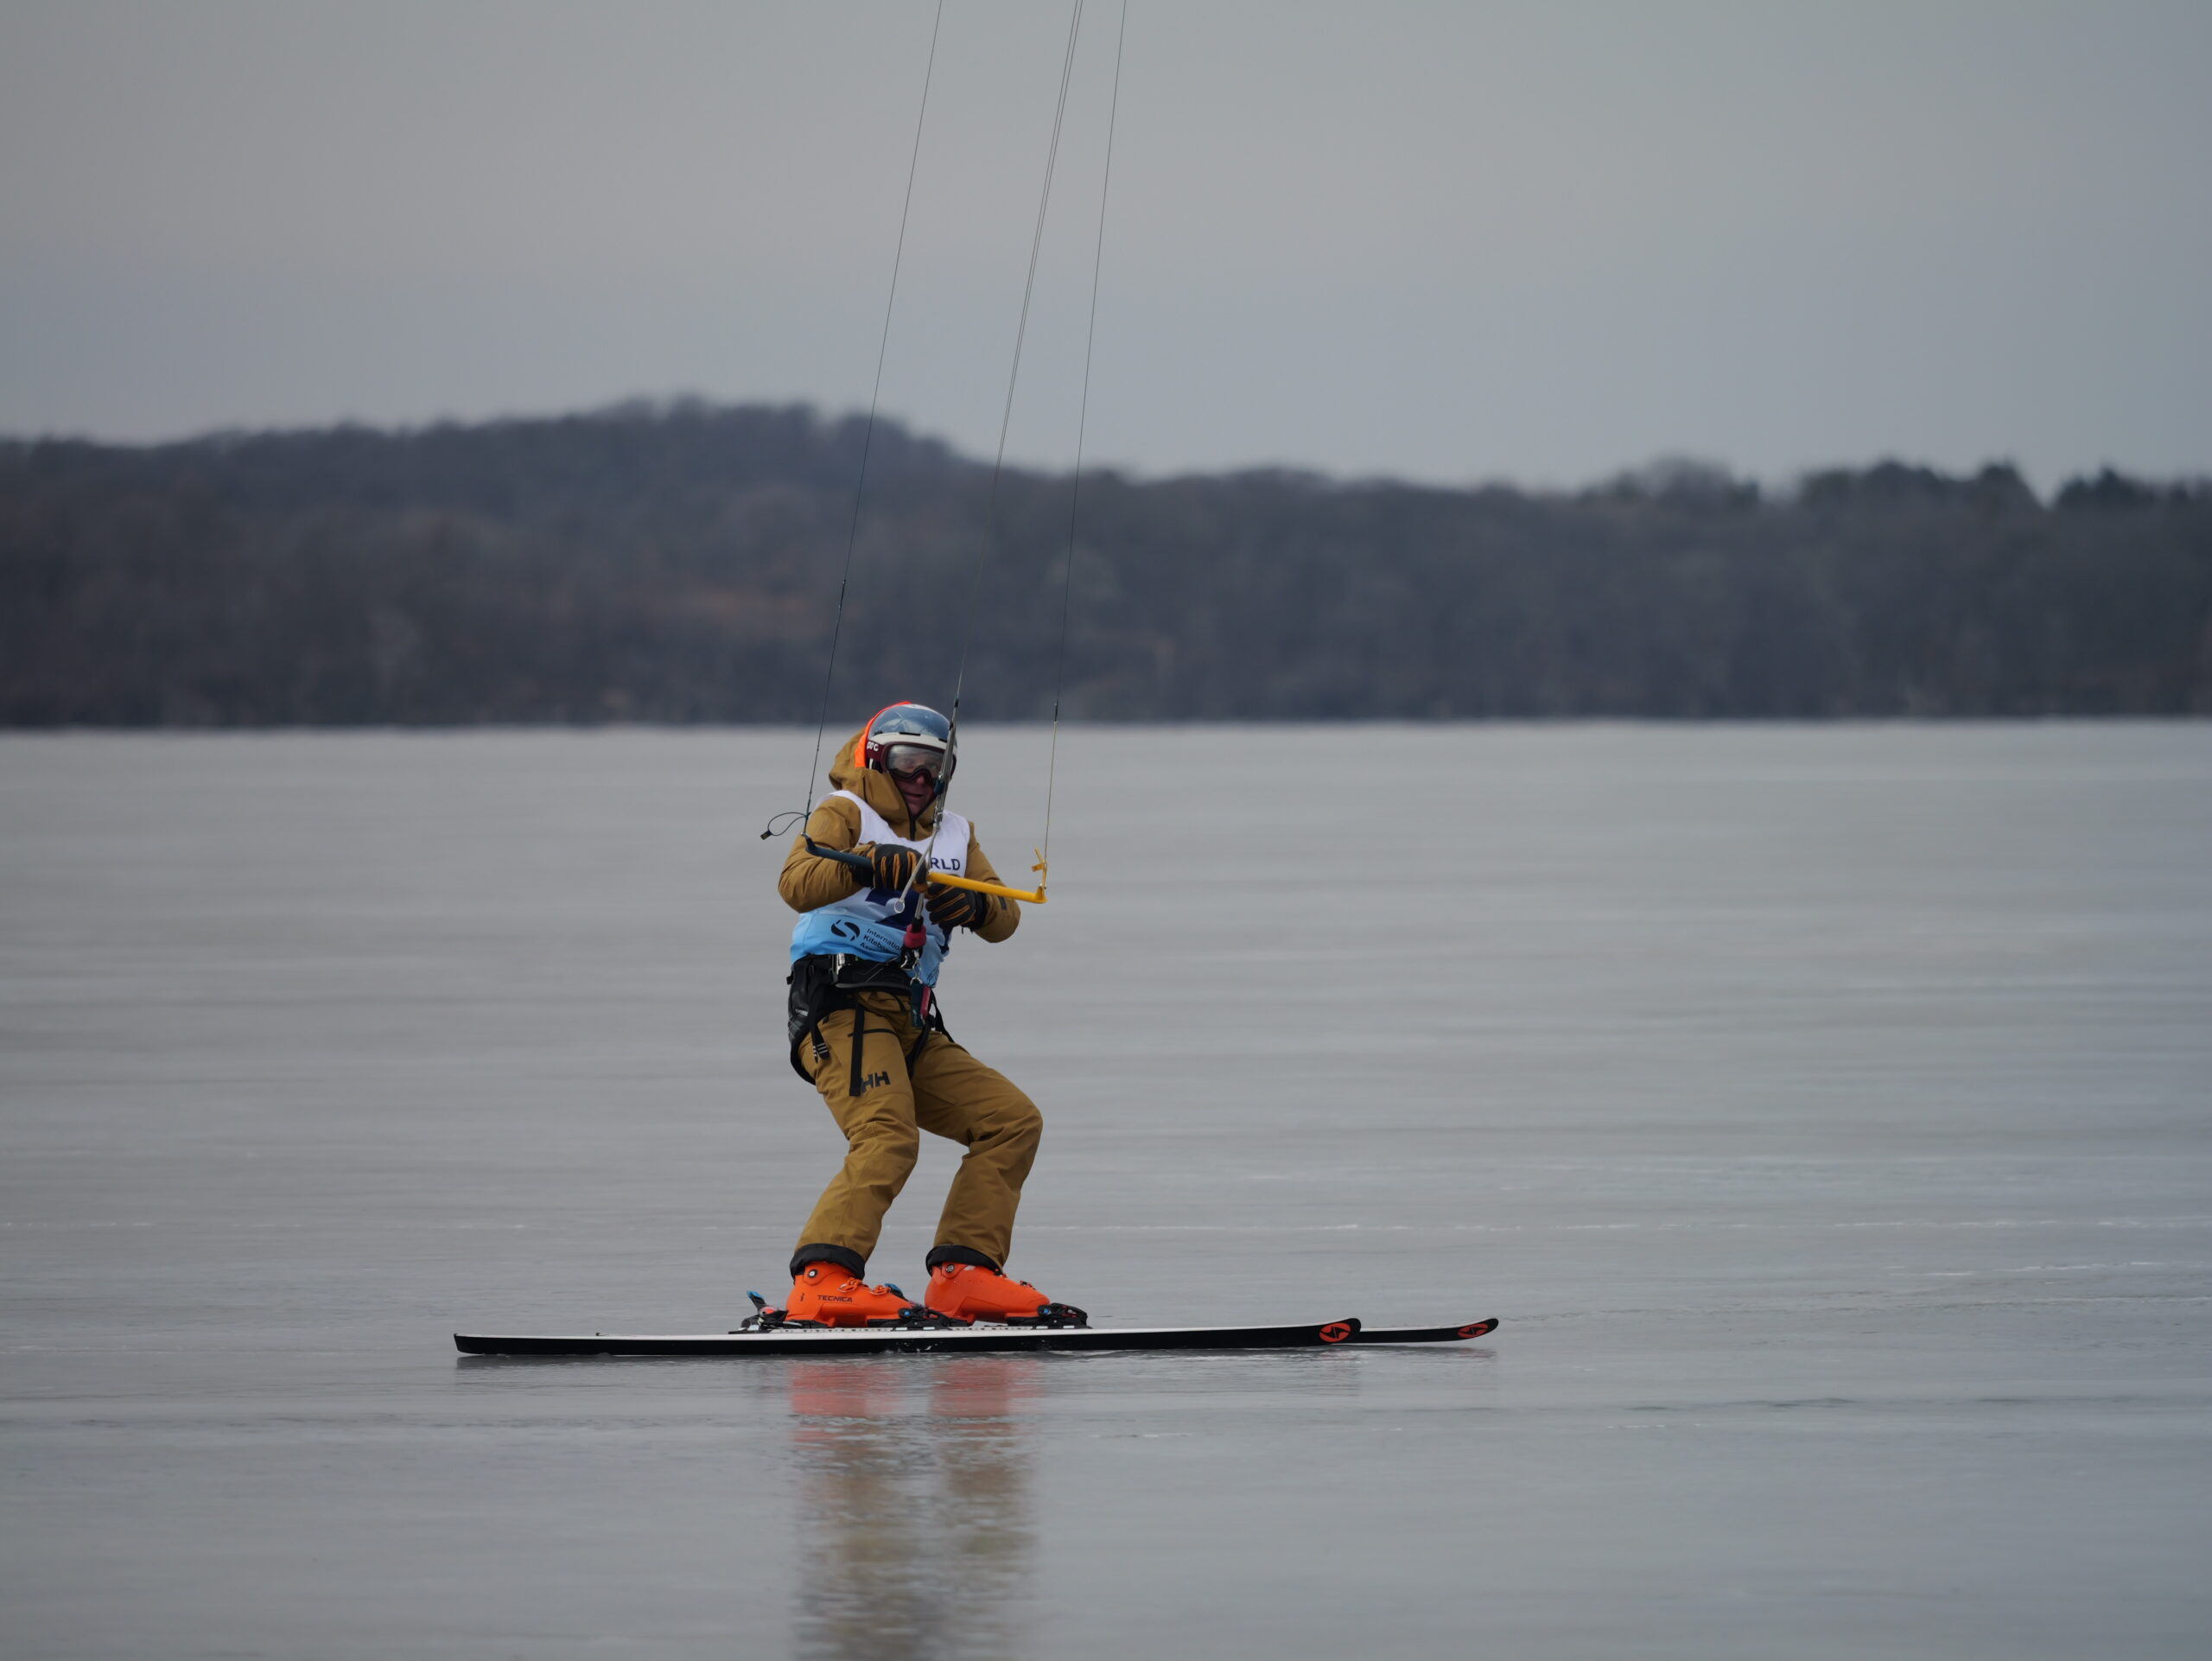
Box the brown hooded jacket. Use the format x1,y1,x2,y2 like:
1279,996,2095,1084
777,722,1020,944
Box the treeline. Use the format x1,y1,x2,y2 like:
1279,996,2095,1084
3,400,2209,723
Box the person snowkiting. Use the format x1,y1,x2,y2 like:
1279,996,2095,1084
777,703,1079,1327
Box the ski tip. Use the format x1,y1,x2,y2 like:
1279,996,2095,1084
1457,1318,1499,1339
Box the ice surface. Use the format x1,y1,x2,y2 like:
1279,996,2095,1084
3,723,2209,1659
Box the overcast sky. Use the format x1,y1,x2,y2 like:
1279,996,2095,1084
2,0,2207,488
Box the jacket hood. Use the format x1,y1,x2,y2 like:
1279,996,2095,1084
827,721,939,837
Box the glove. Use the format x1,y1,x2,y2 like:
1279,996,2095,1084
925,883,995,932
863,843,921,891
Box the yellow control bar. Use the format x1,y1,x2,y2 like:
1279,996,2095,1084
807,836,1050,905
928,850,1049,906
927,870,1047,905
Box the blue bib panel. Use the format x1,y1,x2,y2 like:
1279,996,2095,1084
788,792,972,989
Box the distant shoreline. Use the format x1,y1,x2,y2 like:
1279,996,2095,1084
6,402,2208,726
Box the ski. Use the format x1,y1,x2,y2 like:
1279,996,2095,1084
457,1317,1363,1358
454,1315,1497,1358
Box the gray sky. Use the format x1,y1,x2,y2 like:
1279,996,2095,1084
2,0,2207,488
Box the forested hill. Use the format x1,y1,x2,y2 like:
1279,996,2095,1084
3,401,2209,724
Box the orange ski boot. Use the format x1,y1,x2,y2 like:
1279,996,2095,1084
924,1262,1087,1327
785,1261,924,1327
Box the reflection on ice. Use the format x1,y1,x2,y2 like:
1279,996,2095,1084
788,1358,1041,1661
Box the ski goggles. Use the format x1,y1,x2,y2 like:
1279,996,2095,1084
880,742,950,782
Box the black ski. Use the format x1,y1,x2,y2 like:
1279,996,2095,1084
454,1315,1498,1358
456,1317,1365,1358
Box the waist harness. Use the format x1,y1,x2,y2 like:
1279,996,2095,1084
786,952,950,1093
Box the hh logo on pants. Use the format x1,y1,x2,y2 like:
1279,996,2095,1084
858,1070,892,1092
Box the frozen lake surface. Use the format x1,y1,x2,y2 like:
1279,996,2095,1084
3,723,2209,1659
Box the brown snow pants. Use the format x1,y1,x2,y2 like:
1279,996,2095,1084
791,992,1042,1276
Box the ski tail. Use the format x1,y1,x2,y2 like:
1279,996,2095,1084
1346,1318,1498,1346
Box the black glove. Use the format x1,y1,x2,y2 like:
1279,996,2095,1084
925,883,995,932
864,843,921,891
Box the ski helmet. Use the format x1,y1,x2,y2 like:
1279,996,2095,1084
855,702,956,793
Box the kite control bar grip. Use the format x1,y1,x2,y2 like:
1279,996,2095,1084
804,838,1049,906
804,838,876,878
